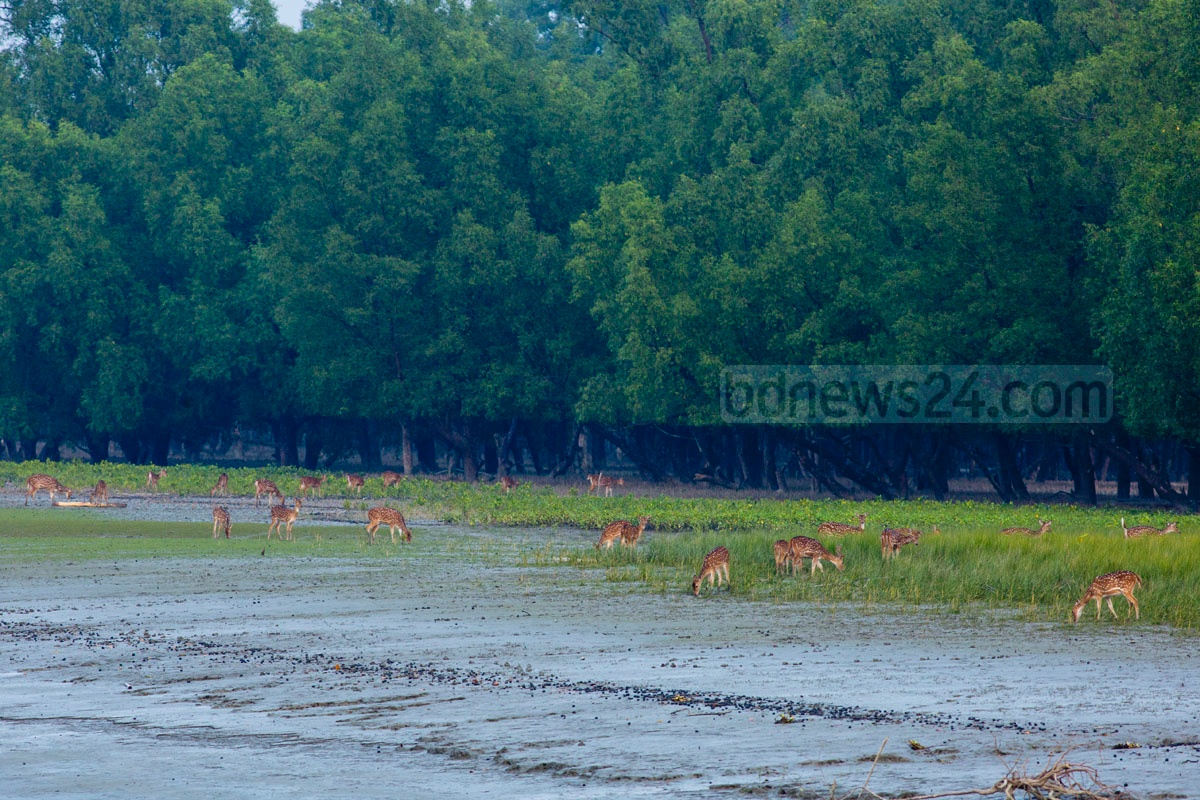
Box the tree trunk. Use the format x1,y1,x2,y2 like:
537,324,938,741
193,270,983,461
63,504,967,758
761,428,780,491
302,426,324,470
359,419,381,470
149,432,170,466
994,433,1030,501
438,419,480,482
84,432,111,464
1187,445,1200,505
1114,429,1131,500
415,427,438,473
274,417,299,467
401,423,414,476
1072,432,1097,505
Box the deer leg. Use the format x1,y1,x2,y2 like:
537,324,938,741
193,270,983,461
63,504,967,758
1124,591,1139,619
1105,597,1118,619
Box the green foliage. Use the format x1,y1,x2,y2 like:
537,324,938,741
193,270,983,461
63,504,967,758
2,465,1194,628
1,0,1200,470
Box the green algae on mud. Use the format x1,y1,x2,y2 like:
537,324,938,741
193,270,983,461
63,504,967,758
3,494,1199,628
0,508,411,562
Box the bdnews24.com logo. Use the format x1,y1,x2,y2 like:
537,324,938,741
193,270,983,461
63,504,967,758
720,366,1112,424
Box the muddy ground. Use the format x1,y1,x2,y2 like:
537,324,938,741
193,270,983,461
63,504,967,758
1,494,1197,799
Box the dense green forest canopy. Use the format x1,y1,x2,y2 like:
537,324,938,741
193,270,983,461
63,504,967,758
1,0,1198,502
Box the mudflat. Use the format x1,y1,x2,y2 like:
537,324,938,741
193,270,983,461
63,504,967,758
1,506,1197,798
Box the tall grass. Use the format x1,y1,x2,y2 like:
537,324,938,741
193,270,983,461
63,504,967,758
569,523,1200,627
2,461,1196,627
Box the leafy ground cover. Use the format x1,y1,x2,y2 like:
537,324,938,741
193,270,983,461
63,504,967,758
2,462,1195,628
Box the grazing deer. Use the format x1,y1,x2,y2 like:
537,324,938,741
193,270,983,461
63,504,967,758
298,475,327,498
692,546,731,596
499,475,519,493
1120,518,1178,538
817,513,867,536
210,472,228,497
586,473,625,497
788,536,845,575
365,506,412,544
267,497,302,541
254,478,283,506
25,474,72,505
89,480,109,505
146,469,167,491
1072,571,1142,623
773,540,792,573
1001,519,1051,537
381,471,404,488
212,506,232,539
345,474,365,494
596,516,650,549
881,527,923,559
620,515,650,547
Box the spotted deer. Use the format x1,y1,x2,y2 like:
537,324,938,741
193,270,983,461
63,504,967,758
298,475,327,498
773,540,792,573
596,516,650,549
499,475,519,494
817,513,867,536
1120,518,1178,538
253,478,283,506
210,472,228,497
1001,519,1051,537
586,473,624,497
89,479,109,504
692,546,731,596
1071,571,1142,623
788,536,845,575
25,474,72,505
881,527,924,560
345,474,365,494
267,497,302,541
381,471,404,488
620,515,650,547
365,506,412,544
212,506,232,539
146,469,167,491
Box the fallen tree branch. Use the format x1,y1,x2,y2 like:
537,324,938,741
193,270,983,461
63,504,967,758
900,752,1121,800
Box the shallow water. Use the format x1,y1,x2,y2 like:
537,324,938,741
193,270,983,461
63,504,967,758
1,494,1197,798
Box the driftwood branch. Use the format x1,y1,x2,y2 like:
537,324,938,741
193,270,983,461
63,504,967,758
900,752,1121,800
